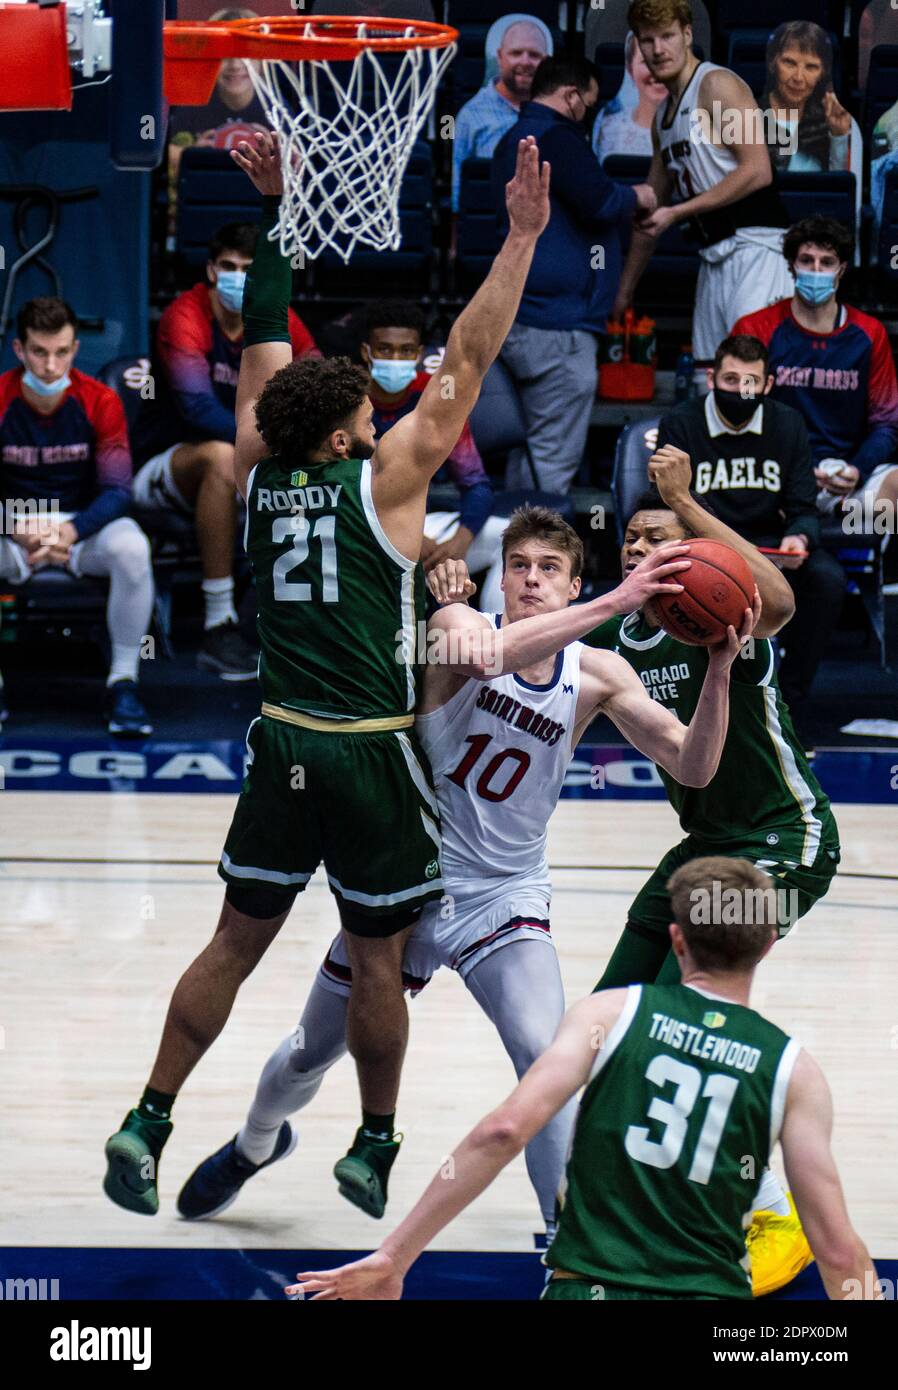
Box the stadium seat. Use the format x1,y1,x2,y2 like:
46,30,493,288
446,0,558,25
594,42,627,105
175,147,262,268
469,357,574,521
455,156,501,293
98,352,202,652
97,354,152,437
610,416,660,545
875,164,898,278
602,156,701,284
313,140,434,294
818,520,890,669
713,1,830,46
863,45,898,148
447,26,494,113
777,170,857,236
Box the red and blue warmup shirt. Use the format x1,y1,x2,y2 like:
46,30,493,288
733,299,898,481
371,371,494,536
132,282,320,465
0,367,131,541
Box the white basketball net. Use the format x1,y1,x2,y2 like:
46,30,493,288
247,25,456,265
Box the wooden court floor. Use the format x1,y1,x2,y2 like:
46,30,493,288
2,793,896,1256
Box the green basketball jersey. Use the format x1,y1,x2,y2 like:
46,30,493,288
585,612,834,865
547,983,799,1298
244,456,425,719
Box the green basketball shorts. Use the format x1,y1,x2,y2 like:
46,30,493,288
540,1276,719,1301
218,714,443,931
595,821,841,990
629,826,841,940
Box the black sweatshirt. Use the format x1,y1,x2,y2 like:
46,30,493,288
657,394,821,549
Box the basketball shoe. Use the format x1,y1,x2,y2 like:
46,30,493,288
177,1123,297,1220
103,1109,173,1215
747,1192,814,1296
333,1128,402,1219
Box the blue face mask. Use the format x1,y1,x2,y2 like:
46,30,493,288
368,357,418,394
794,269,837,307
22,368,71,398
214,269,247,312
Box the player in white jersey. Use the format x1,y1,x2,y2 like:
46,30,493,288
613,0,794,362
176,507,759,1235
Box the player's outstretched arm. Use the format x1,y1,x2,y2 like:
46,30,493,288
591,588,760,786
649,444,795,636
422,544,694,685
229,132,294,497
780,1050,880,1300
373,137,549,505
287,991,628,1301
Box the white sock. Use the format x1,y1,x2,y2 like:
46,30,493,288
753,1167,791,1217
202,577,237,631
107,643,142,685
236,981,350,1165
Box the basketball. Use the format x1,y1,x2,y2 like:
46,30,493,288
651,539,754,646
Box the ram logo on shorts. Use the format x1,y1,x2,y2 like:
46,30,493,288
425,860,439,879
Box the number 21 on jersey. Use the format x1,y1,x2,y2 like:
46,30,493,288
272,514,338,602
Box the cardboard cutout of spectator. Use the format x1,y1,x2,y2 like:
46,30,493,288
762,22,862,245
451,15,553,214
859,0,898,89
871,98,898,262
166,8,269,237
592,31,668,163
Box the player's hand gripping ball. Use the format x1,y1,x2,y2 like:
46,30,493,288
647,539,755,646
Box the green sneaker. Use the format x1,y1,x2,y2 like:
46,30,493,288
103,1109,173,1215
333,1127,402,1219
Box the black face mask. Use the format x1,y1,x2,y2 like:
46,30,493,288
713,387,761,429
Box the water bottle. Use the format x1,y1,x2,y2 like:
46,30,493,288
674,345,694,403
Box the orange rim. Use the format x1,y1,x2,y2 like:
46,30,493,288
164,15,458,104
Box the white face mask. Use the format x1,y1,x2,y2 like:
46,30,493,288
367,357,418,394
22,368,71,398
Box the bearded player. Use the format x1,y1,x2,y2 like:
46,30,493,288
289,857,877,1303
585,441,841,1294
104,131,554,1216
176,507,757,1243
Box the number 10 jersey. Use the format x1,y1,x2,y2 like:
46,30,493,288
416,622,583,896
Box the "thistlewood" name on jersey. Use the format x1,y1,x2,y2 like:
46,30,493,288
649,1012,761,1073
475,684,566,746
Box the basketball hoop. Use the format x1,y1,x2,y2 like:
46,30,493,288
164,16,458,265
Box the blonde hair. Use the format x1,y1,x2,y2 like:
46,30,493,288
501,505,584,580
668,857,778,971
627,0,693,37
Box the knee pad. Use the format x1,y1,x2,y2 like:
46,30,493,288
225,881,298,921
337,899,422,940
